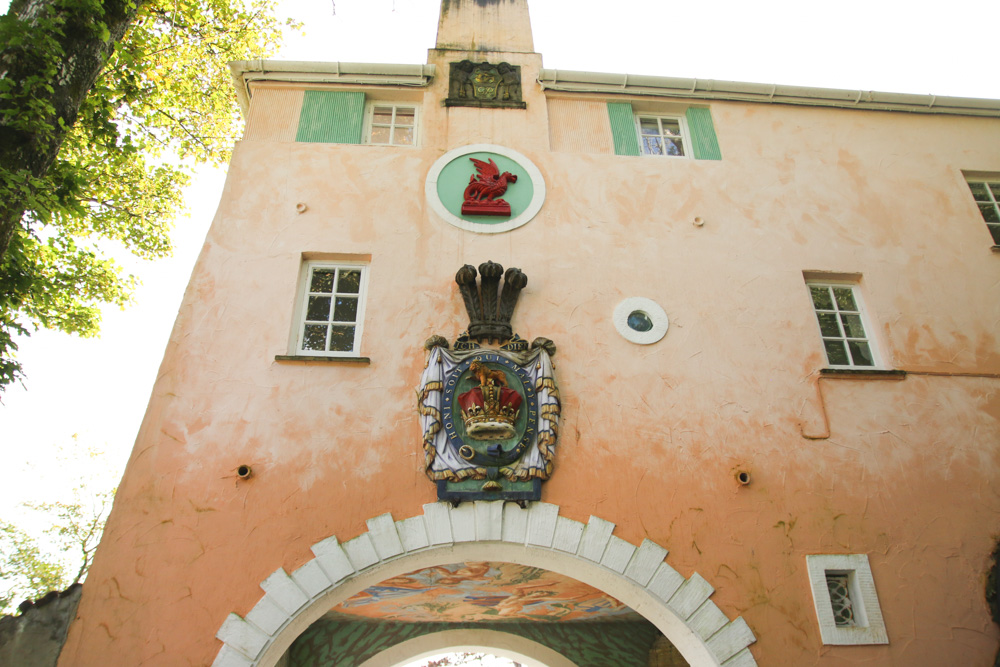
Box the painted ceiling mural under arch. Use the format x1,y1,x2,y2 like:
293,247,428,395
331,561,641,623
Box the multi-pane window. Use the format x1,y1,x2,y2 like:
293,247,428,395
367,104,416,146
298,264,367,356
807,283,876,368
966,180,1000,245
636,115,686,157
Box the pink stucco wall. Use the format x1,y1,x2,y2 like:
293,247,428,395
59,43,1000,666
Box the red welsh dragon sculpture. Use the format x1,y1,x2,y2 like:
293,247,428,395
461,157,518,217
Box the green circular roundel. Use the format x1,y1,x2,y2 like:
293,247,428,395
436,152,534,225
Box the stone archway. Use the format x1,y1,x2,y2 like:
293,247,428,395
211,502,757,667
356,628,581,667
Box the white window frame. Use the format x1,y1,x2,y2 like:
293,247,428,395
965,178,1000,246
806,281,882,369
294,261,369,358
364,102,418,147
806,554,888,645
634,114,690,158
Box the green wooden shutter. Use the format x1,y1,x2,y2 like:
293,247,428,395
296,91,365,144
607,102,640,156
685,107,722,160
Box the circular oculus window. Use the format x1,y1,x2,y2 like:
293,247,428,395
425,144,546,234
613,297,669,344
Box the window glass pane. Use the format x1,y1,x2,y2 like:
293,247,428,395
817,312,841,337
639,118,660,134
338,270,361,293
370,126,391,144
642,136,664,155
394,108,415,125
968,182,989,199
333,296,359,323
833,287,857,311
990,224,1000,245
848,340,875,366
661,120,682,137
394,127,414,145
306,296,332,322
328,326,356,352
666,139,684,157
824,339,850,366
810,285,834,310
989,183,1000,199
840,313,867,338
302,325,328,351
978,203,1000,223
373,107,394,124
310,269,335,293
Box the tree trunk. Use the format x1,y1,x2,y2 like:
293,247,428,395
0,0,143,268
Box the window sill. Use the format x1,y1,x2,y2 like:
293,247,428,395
992,245,1000,252
820,368,906,380
275,355,370,365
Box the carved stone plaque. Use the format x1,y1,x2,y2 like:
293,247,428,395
446,60,525,109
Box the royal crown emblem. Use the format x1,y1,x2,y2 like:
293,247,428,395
417,261,560,504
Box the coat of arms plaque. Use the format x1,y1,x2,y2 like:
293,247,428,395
417,261,559,504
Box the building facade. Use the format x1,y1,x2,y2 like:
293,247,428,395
58,1,1000,665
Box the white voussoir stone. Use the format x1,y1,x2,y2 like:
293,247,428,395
422,502,454,545
707,618,757,664
668,573,715,620
474,500,504,540
689,600,730,640
450,502,478,542
647,562,686,603
217,613,269,660
625,539,668,587
310,536,355,584
291,560,331,599
721,647,758,667
245,595,288,636
600,536,636,573
552,516,585,553
260,570,309,615
578,516,615,562
396,516,430,552
501,501,529,543
366,513,404,559
342,533,380,570
212,645,255,667
525,502,559,547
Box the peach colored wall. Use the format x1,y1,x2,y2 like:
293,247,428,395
60,47,1000,667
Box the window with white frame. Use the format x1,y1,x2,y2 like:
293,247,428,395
636,115,687,157
807,283,878,368
296,263,368,356
806,554,888,645
366,103,417,146
966,179,1000,245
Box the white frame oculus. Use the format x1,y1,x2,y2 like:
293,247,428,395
365,102,418,147
806,282,880,369
613,297,669,345
806,554,888,645
295,261,369,357
636,114,689,158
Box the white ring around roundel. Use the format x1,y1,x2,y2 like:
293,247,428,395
425,144,546,234
614,297,670,345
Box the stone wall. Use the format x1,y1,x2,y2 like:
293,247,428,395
0,585,82,667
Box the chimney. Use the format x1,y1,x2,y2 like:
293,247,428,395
435,0,535,54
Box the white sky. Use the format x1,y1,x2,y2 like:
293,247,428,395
2,0,999,522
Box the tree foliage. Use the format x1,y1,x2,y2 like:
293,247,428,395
0,521,68,613
0,0,296,389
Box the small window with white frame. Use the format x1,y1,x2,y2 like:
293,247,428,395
296,262,368,357
806,282,879,368
366,103,417,146
806,554,888,645
966,179,1000,245
636,115,688,157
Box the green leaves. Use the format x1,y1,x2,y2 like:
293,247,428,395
0,0,293,389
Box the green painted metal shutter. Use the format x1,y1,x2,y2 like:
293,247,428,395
296,91,365,144
685,107,722,161
607,102,640,156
